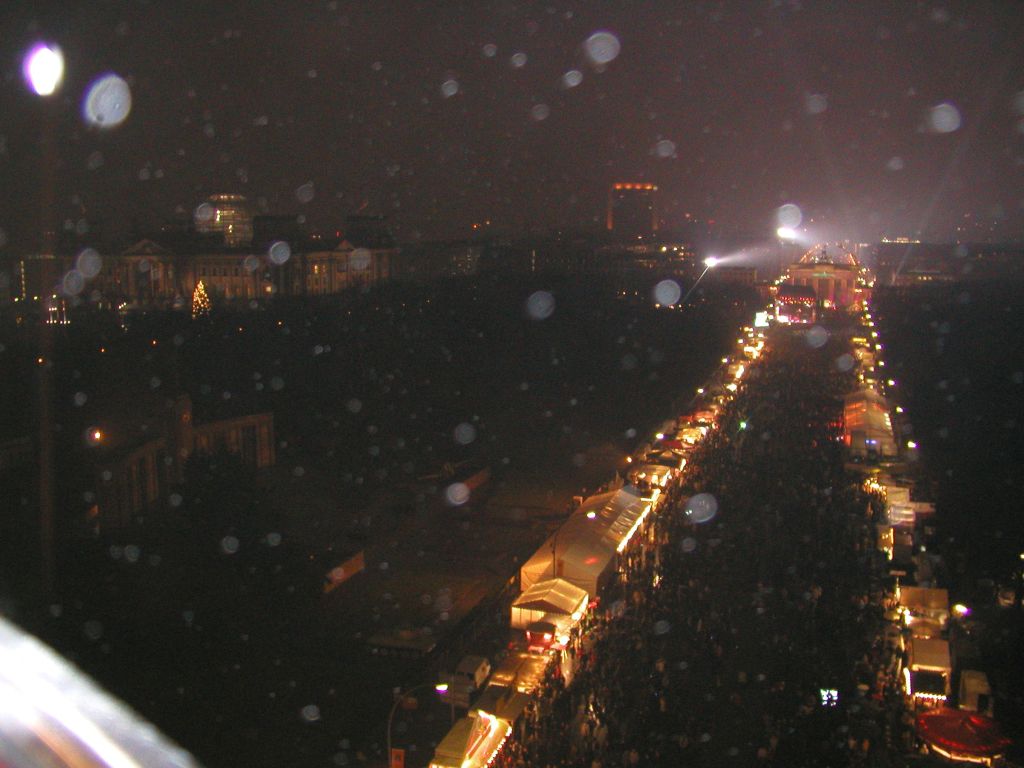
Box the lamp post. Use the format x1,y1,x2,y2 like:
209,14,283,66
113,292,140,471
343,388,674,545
24,42,64,597
386,681,447,768
435,681,456,725
680,256,718,305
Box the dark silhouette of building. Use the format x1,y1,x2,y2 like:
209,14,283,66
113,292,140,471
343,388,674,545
607,183,658,239
93,394,275,529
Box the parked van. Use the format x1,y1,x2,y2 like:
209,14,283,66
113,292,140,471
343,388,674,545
958,670,994,716
454,655,491,692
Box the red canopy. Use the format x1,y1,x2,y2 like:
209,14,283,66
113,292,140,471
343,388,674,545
916,709,1011,758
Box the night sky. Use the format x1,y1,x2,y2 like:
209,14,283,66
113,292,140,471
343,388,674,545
2,0,1023,249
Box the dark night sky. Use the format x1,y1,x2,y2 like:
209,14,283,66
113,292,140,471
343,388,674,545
1,0,1023,249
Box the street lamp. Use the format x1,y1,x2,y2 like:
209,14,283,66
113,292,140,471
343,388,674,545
386,681,448,768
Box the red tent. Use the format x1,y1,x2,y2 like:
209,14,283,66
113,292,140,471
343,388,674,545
916,709,1011,764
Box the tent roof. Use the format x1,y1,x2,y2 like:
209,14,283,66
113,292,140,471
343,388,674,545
844,387,889,407
475,685,531,722
900,587,949,612
520,486,652,591
512,578,588,614
910,638,951,670
916,709,1011,757
433,717,475,762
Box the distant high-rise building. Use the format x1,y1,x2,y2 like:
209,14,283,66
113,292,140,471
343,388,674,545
195,193,253,247
607,183,658,238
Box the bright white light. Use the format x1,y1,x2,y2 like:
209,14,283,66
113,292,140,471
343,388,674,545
24,44,64,96
776,226,798,240
906,441,917,449
704,257,719,268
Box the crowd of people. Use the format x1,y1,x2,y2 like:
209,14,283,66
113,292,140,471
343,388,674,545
491,328,917,767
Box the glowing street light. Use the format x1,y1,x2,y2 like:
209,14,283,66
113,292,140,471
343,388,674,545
24,43,64,96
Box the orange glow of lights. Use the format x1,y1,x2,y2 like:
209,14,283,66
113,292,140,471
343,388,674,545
612,183,658,191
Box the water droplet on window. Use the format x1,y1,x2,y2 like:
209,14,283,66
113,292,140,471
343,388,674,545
83,74,132,128
584,31,620,65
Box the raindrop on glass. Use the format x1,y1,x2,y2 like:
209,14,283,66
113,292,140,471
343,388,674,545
776,203,802,229
440,79,459,98
804,93,827,115
445,482,470,506
220,535,240,554
269,240,291,265
62,270,85,296
453,423,476,445
927,102,961,133
653,279,681,306
562,70,583,88
653,139,676,158
83,74,132,128
804,325,829,348
684,493,718,523
76,248,102,278
584,31,621,65
525,290,555,320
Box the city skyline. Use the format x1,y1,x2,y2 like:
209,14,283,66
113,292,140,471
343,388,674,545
2,2,1024,250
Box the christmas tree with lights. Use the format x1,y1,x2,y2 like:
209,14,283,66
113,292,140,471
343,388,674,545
191,280,211,319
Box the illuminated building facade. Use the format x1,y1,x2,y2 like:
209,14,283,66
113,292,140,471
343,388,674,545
195,193,254,247
607,183,658,238
774,284,816,324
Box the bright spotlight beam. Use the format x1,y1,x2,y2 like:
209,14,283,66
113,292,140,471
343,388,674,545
776,226,798,240
681,257,718,305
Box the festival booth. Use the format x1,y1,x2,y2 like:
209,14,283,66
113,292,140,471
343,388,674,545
897,586,950,638
429,710,512,768
475,684,532,724
916,709,1012,766
904,637,952,708
643,449,687,472
628,462,677,493
519,486,656,598
510,578,588,631
843,388,898,460
676,425,708,446
489,651,548,694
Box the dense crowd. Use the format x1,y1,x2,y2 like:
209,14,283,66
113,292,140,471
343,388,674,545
492,328,916,767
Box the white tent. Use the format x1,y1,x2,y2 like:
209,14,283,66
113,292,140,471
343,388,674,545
519,486,654,597
429,712,512,768
510,578,588,630
843,387,898,458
